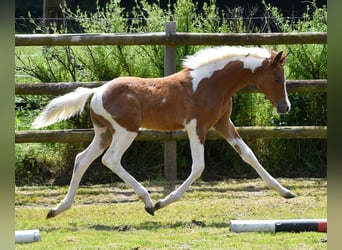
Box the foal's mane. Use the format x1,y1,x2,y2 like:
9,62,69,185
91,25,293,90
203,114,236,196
182,46,271,70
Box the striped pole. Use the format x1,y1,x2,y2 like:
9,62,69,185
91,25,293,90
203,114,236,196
230,219,327,233
15,229,41,243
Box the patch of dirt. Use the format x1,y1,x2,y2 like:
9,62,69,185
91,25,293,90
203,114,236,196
15,178,327,208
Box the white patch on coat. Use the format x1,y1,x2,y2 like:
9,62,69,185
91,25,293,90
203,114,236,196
90,83,111,120
283,75,291,111
183,46,271,93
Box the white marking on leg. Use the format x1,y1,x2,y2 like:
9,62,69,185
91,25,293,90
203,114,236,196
89,83,154,212
227,137,295,197
48,126,108,217
156,119,205,209
101,121,153,211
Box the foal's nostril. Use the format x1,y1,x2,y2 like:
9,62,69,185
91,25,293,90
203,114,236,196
276,103,290,114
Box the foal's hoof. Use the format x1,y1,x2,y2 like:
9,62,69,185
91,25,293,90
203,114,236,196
154,201,162,210
46,209,56,219
284,192,297,199
145,207,155,216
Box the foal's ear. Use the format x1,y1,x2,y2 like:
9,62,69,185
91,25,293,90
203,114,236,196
272,51,283,64
272,51,288,66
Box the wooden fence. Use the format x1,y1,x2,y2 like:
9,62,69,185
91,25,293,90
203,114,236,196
15,32,326,46
15,79,327,96
15,24,327,181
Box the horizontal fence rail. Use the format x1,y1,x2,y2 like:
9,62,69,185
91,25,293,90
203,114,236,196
15,126,327,144
15,32,327,46
15,79,327,95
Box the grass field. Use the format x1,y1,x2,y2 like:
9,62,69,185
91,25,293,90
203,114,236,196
15,178,327,249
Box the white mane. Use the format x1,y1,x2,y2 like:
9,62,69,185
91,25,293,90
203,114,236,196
183,46,272,93
182,46,271,69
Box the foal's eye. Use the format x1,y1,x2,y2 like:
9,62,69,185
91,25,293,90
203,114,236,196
274,76,281,83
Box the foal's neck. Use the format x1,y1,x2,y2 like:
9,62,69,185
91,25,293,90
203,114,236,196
215,62,256,97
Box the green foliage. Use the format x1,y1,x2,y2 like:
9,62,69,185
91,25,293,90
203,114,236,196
254,1,327,178
15,0,327,186
15,143,59,186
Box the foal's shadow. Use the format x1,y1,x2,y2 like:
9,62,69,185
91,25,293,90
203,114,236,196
89,220,230,232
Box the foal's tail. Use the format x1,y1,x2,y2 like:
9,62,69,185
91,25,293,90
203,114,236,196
32,87,97,128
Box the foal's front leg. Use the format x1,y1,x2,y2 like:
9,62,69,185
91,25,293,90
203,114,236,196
155,119,205,210
227,136,296,198
214,118,296,198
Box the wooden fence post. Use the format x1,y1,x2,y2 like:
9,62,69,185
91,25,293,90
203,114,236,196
43,0,65,33
164,21,177,182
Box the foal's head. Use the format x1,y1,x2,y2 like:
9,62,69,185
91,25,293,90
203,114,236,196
254,51,290,114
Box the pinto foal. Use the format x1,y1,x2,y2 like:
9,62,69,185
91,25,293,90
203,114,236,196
32,46,295,218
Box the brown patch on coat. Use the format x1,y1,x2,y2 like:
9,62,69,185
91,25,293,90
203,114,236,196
101,69,195,132
233,144,242,155
90,108,113,148
97,50,286,145
100,62,256,141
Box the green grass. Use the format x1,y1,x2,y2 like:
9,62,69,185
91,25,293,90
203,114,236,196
15,178,327,249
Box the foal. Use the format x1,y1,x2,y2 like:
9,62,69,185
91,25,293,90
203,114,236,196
32,46,295,218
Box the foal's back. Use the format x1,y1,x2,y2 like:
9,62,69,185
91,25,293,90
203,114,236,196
98,69,194,131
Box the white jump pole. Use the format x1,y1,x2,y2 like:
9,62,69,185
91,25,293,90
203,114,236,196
230,219,327,233
15,229,41,243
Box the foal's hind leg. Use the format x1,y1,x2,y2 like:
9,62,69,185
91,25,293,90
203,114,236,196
47,126,110,218
214,115,296,198
101,122,154,215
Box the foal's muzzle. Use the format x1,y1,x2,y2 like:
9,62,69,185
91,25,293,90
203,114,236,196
276,102,291,114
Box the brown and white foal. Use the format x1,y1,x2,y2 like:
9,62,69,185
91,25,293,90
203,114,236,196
32,46,295,218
